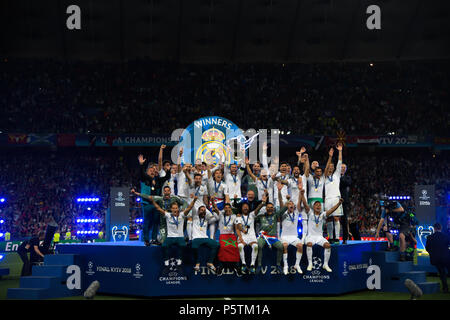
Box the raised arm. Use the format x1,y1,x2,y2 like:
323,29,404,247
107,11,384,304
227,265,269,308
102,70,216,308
138,154,148,180
337,143,343,163
304,153,311,177
207,163,214,179
131,188,151,201
183,168,193,186
176,147,183,173
325,198,344,217
334,143,343,177
254,194,267,216
182,196,198,216
157,144,166,172
261,141,269,172
245,158,258,182
296,146,306,167
324,148,334,178
300,189,310,213
132,189,164,215
277,182,284,208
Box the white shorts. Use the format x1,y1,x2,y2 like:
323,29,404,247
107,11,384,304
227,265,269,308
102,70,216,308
281,236,302,247
325,197,343,217
241,232,257,245
305,235,329,247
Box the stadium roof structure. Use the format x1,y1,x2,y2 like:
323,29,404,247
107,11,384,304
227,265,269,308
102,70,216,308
1,0,449,63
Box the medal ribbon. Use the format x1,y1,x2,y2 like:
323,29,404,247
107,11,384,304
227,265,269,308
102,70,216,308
172,215,179,228
313,177,320,190
214,180,221,194
224,215,231,227
314,213,320,226
288,212,295,223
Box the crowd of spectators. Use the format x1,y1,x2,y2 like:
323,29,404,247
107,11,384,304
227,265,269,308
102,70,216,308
0,148,448,240
0,59,448,136
0,150,133,238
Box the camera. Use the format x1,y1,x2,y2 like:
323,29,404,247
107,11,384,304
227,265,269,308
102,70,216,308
379,199,398,211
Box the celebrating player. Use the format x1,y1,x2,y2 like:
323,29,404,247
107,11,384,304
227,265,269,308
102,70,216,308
132,191,196,268
137,154,170,246
279,182,309,274
245,158,274,202
224,161,245,204
324,143,344,244
255,184,287,274
235,201,265,274
188,205,220,272
210,199,240,275
303,197,344,272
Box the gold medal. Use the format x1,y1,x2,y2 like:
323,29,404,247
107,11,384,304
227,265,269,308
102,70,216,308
316,224,319,228
314,188,318,192
151,187,155,191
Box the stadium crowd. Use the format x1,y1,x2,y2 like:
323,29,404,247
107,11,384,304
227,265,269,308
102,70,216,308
0,149,448,240
0,59,448,136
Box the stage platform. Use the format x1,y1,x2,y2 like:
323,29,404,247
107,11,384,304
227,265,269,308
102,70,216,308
52,239,420,298
6,240,439,299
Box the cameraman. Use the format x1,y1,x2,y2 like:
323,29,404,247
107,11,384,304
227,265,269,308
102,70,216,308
375,199,408,261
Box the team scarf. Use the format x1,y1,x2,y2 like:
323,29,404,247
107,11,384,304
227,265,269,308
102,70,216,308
258,231,279,249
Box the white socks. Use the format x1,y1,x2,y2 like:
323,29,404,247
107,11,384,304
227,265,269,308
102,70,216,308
334,221,340,241
238,243,246,264
251,243,258,266
324,248,331,266
186,220,193,240
238,243,258,266
209,223,216,240
326,221,334,239
295,251,302,266
307,246,313,266
283,253,288,266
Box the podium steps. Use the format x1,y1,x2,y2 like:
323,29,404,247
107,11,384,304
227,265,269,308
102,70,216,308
363,251,440,294
7,254,82,300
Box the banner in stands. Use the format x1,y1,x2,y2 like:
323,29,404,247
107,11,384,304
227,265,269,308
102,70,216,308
74,134,175,147
325,135,433,147
0,133,441,148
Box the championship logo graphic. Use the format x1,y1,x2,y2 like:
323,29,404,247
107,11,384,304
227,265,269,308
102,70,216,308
159,258,187,285
111,225,128,242
417,225,434,251
86,261,95,276
178,116,257,166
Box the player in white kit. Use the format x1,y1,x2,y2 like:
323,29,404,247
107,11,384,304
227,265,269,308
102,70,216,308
324,143,343,244
305,148,333,207
279,184,309,275
245,158,274,202
235,199,266,274
145,195,197,267
189,204,220,273
303,197,344,272
224,162,245,204
206,167,228,240
271,162,291,208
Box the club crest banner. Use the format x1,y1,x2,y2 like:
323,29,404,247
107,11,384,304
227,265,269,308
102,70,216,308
178,116,246,166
